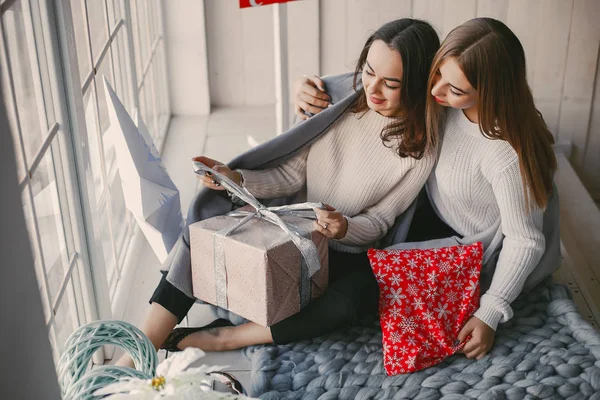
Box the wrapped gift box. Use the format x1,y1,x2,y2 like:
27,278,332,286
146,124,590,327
190,208,329,327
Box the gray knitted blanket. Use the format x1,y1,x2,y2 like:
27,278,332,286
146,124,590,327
244,279,600,399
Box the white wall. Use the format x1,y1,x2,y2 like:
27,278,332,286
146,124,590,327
165,0,600,199
164,0,211,115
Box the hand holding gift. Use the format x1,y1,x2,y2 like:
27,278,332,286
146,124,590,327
193,156,242,190
189,161,329,326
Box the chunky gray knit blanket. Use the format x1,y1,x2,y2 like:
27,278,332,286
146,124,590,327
244,279,600,399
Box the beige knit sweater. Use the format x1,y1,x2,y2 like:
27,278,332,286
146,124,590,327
428,108,546,330
240,109,436,252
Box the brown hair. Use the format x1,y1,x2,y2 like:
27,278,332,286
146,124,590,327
426,17,556,209
353,19,440,159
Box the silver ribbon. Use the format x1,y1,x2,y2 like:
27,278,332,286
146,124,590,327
193,162,324,310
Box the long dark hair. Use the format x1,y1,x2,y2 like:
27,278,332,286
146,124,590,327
353,19,440,159
426,18,556,209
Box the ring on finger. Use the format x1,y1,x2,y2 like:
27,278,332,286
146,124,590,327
322,222,329,230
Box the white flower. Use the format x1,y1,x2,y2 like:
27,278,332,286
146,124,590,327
94,348,249,400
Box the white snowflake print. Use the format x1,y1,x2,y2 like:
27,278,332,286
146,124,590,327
418,278,426,286
427,271,439,284
424,286,437,300
392,256,402,265
399,315,419,334
385,320,395,331
374,251,388,261
459,302,468,312
384,263,393,272
442,276,454,288
386,287,407,306
390,274,403,286
423,310,435,322
406,270,417,281
407,284,419,296
404,305,412,314
457,246,467,256
406,355,416,369
399,346,409,356
447,253,456,262
439,261,451,273
446,291,459,303
444,319,454,332
466,279,477,296
375,271,387,283
412,297,424,311
423,340,432,350
424,257,435,268
407,259,417,269
471,246,481,257
390,331,402,343
389,307,402,319
469,267,479,278
406,336,417,347
455,262,466,277
434,302,450,319
383,342,390,354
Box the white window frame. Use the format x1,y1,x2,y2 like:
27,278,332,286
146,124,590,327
0,0,170,362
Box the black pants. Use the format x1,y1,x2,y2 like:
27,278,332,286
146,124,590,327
150,193,457,344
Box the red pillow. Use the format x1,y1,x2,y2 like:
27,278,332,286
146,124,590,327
368,242,483,376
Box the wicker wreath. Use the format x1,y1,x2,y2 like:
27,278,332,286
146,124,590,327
57,320,157,399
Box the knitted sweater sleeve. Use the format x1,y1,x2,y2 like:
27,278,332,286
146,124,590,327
238,147,309,199
336,150,436,246
473,160,546,330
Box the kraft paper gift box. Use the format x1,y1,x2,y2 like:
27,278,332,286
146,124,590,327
190,207,329,327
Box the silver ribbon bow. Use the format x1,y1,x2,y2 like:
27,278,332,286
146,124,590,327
193,162,324,310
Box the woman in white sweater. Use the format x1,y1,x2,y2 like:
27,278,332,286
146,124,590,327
127,19,441,358
294,17,558,361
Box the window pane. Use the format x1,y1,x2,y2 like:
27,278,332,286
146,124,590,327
98,199,117,285
21,191,52,321
85,0,108,62
106,0,122,32
83,87,105,204
30,148,70,306
146,68,157,141
111,30,132,115
2,2,47,168
133,0,149,75
148,0,159,44
0,39,26,181
96,51,116,172
110,172,128,261
69,0,92,84
53,290,77,354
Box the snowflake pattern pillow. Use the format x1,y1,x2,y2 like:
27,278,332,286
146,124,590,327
368,242,483,376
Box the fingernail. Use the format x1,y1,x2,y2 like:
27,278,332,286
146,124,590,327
454,340,460,346
212,180,217,184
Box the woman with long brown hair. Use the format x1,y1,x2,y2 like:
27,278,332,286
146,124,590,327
294,17,560,360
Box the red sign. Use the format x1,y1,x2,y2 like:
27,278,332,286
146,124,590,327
240,0,296,8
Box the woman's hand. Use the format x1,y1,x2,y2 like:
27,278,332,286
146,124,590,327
313,204,348,239
294,75,332,120
193,156,241,191
457,316,495,360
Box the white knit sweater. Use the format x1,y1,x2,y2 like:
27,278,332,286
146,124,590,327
240,109,435,252
428,108,546,330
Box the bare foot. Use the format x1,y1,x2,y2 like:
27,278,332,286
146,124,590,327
179,326,230,352
178,322,273,352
